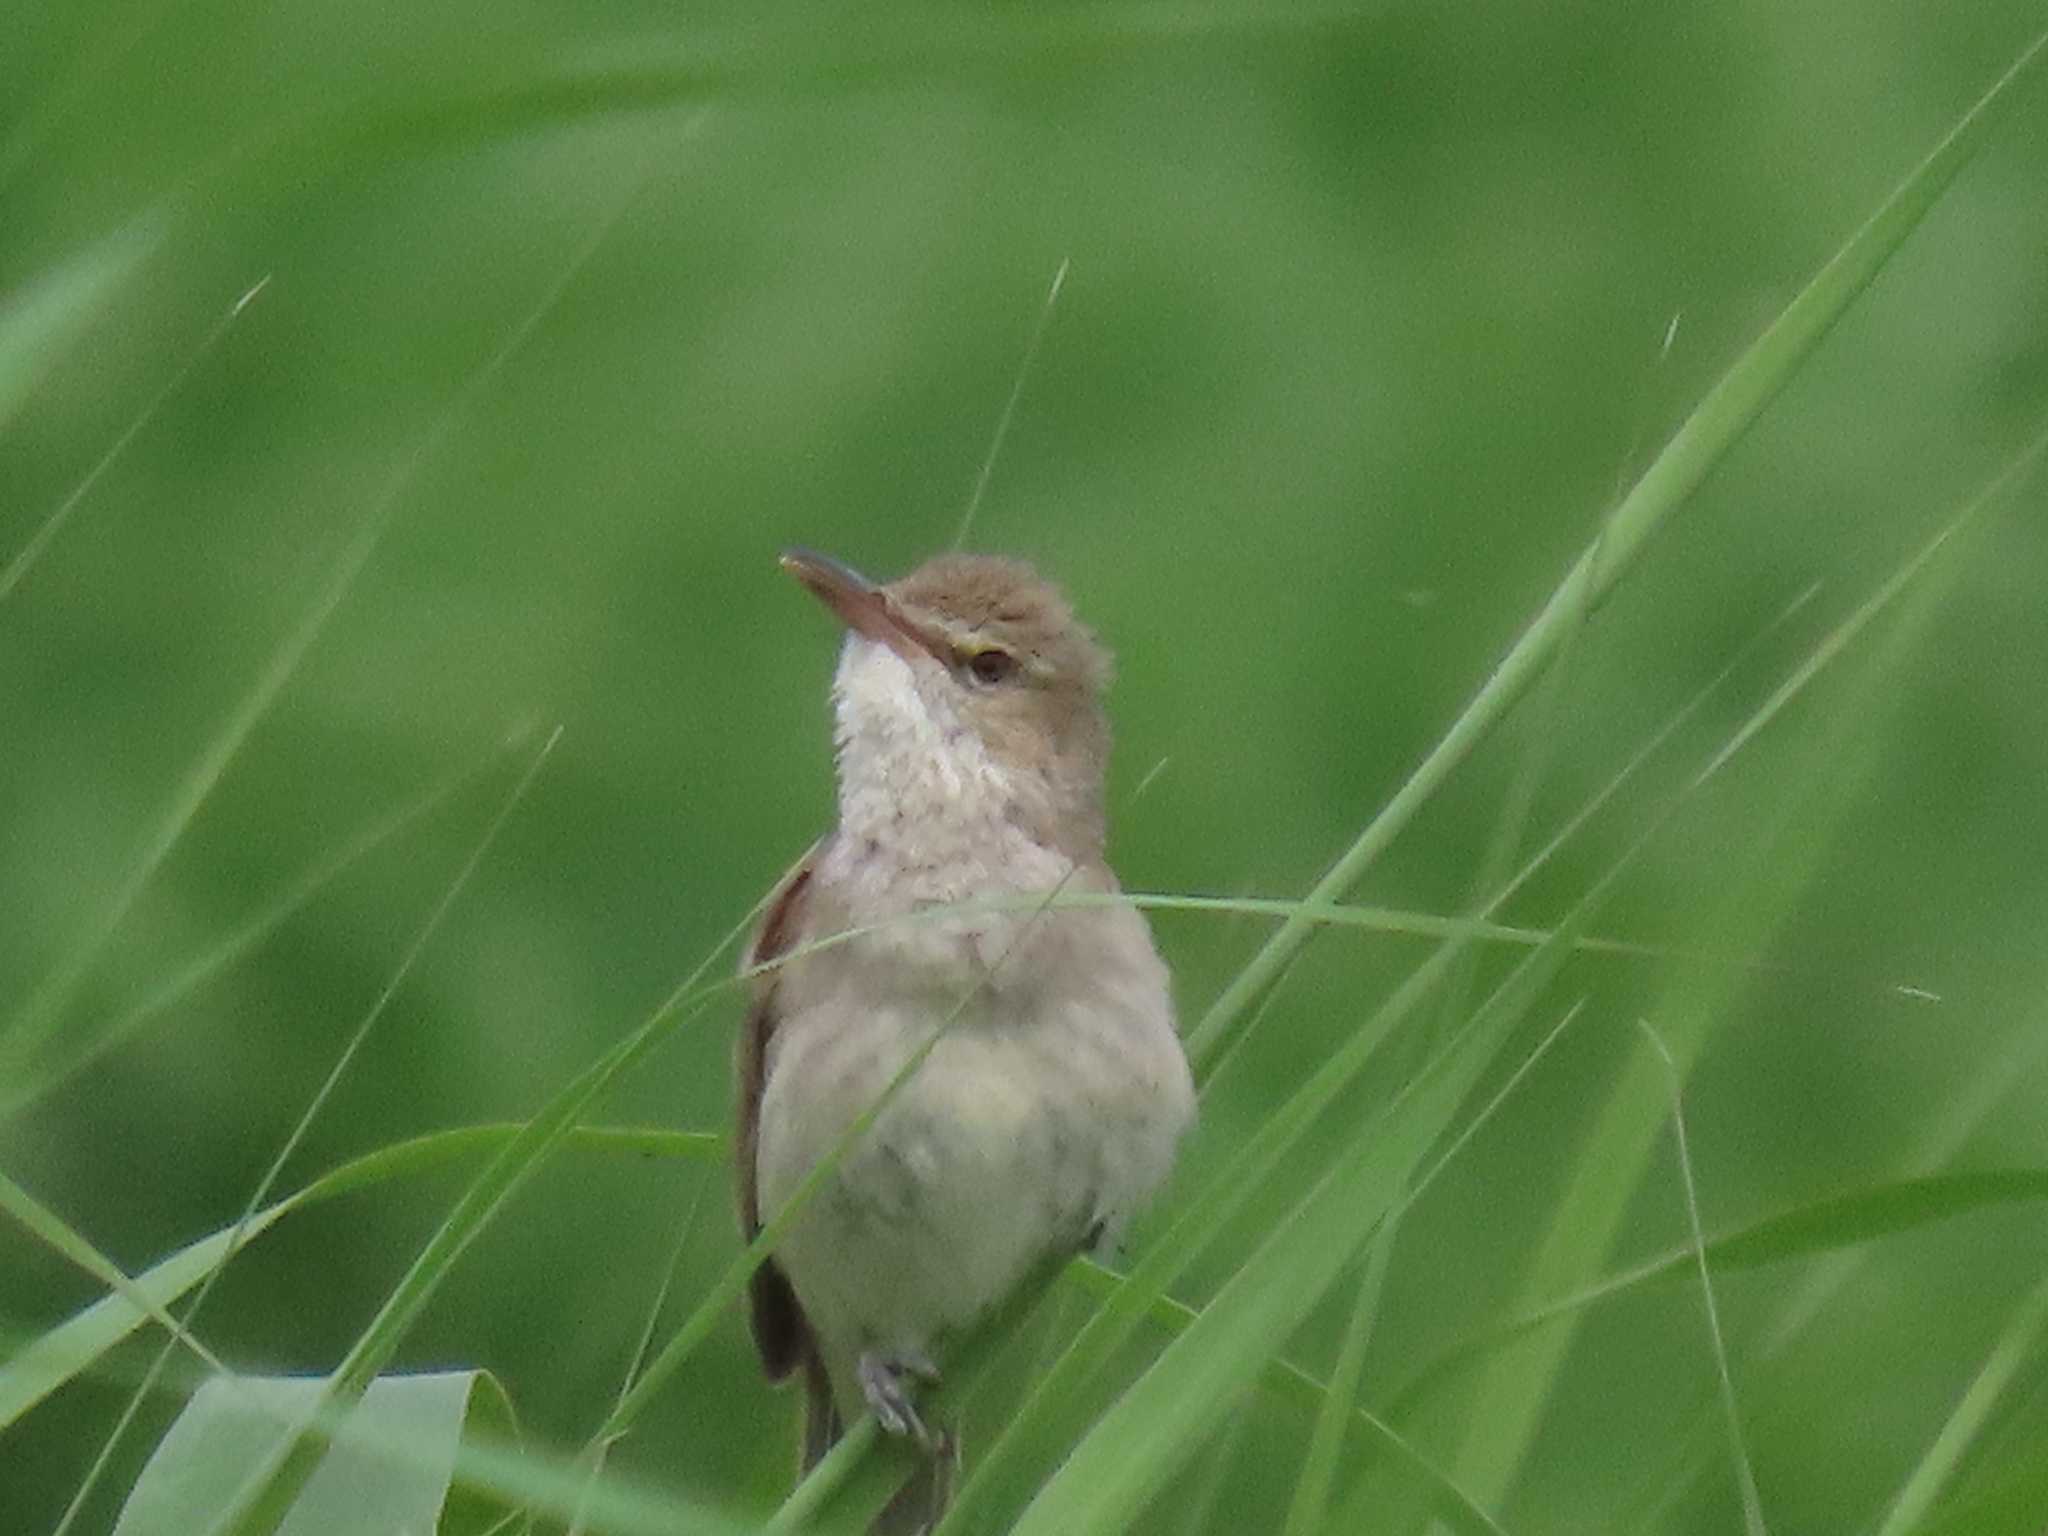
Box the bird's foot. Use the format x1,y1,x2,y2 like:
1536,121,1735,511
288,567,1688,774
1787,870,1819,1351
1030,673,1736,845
858,1348,942,1450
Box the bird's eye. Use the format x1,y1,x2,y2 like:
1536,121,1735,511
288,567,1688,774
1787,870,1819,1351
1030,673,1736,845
965,647,1019,686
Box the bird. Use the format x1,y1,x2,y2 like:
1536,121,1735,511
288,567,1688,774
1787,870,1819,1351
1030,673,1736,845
735,548,1195,1531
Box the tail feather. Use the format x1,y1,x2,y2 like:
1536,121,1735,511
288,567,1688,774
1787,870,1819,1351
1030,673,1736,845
799,1351,955,1536
872,1435,956,1536
800,1348,842,1473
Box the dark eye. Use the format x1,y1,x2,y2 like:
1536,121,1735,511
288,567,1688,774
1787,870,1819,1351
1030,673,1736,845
965,647,1019,685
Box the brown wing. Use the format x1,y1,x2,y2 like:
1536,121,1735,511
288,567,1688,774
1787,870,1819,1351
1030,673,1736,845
735,837,825,1382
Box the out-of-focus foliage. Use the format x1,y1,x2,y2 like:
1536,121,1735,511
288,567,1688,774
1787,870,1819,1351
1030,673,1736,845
3,2,2046,1531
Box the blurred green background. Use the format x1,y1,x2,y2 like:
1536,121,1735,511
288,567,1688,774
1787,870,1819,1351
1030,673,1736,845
4,1,2047,1531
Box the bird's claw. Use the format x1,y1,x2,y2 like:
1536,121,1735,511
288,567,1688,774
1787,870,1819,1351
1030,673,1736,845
858,1349,941,1450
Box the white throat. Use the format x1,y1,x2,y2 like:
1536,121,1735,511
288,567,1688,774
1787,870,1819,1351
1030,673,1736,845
831,636,1017,857
825,635,1075,994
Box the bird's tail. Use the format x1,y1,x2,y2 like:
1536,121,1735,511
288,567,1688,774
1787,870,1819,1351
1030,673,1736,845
800,1348,842,1473
871,1440,955,1536
799,1352,955,1536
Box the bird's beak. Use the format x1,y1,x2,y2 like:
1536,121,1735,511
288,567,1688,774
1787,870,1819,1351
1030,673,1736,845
780,549,951,668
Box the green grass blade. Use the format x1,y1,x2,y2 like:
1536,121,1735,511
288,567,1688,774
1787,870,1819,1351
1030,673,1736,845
0,510,389,1087
593,863,1102,1471
1004,996,1583,1536
0,108,651,1096
952,255,1068,551
0,215,160,433
1301,524,1600,1536
937,531,1909,1536
934,939,1454,1534
202,841,1045,1534
1616,1001,2048,1529
0,1123,717,1433
0,1201,288,1435
567,1169,714,1533
1052,1259,1506,1536
766,1254,1070,1536
1873,1267,2048,1536
1184,22,2048,1072
54,726,561,1533
38,150,670,1536
946,788,1654,1530
1269,1361,1508,1536
114,1371,492,1536
0,1170,227,1376
0,275,267,605
1391,1169,2048,1417
1750,1013,2048,1358
202,1026,708,1536
0,723,535,1121
1442,422,2048,1507
1637,1023,1766,1535
957,408,2031,1536
100,1363,750,1536
1279,1245,1387,1536
1915,1432,2048,1536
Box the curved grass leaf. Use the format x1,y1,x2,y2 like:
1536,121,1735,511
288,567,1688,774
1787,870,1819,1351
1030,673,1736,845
1873,1266,2048,1536
1055,1261,1506,1536
1390,1170,2048,1418
97,1358,757,1536
0,1170,227,1379
113,1371,513,1536
0,1124,718,1434
1618,1011,2048,1528
1001,994,1581,1536
948,409,2046,1534
939,646,1779,1530
1185,21,2048,1072
1442,420,2048,1508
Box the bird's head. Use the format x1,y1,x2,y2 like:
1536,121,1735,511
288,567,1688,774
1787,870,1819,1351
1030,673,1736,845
781,548,1113,858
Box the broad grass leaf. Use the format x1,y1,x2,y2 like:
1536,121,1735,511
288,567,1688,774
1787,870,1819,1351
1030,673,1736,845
113,1372,513,1536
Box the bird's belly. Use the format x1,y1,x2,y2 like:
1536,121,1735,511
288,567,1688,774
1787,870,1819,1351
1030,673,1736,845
757,998,1174,1361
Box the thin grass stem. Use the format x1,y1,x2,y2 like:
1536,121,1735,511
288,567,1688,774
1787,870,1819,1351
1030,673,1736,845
1638,1020,1768,1536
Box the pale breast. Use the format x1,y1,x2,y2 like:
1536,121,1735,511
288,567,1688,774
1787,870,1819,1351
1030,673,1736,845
755,908,1193,1363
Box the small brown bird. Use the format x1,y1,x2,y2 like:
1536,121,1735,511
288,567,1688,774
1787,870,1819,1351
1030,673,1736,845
736,549,1194,1530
